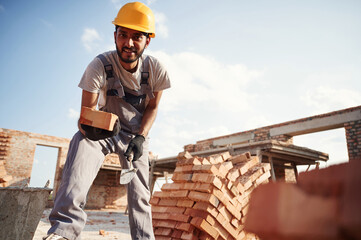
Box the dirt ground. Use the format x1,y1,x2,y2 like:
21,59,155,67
33,208,131,240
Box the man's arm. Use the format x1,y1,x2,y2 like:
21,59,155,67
138,91,163,137
78,90,99,134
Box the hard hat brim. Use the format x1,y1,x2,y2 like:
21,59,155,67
113,22,155,38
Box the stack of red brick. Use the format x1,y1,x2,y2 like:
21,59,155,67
150,151,271,240
245,160,361,240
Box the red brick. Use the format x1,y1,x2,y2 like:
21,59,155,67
175,222,194,232
188,191,219,208
177,199,195,208
191,173,222,189
169,213,192,223
235,174,252,192
149,197,160,205
175,164,194,173
198,232,213,240
152,206,185,214
213,221,231,240
226,168,240,182
158,198,178,206
152,212,170,220
192,164,221,176
152,235,171,240
220,151,232,161
193,202,219,218
153,219,177,229
340,160,361,239
154,227,172,236
177,151,193,161
181,230,199,240
206,154,224,164
161,182,183,191
172,172,193,182
215,213,239,239
237,156,259,175
170,190,189,198
211,188,228,208
245,182,338,239
171,229,183,238
153,191,171,198
191,217,219,239
177,156,202,167
255,171,271,186
222,161,233,172
217,203,232,222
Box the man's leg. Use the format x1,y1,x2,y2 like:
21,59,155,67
47,132,109,240
123,138,155,240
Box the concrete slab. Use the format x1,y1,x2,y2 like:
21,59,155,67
0,187,52,240
33,208,131,240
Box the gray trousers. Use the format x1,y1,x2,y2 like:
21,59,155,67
48,131,155,240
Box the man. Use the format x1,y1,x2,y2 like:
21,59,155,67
44,2,170,240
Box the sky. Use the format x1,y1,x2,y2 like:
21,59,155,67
0,0,360,187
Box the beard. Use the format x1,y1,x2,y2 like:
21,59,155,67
116,44,146,64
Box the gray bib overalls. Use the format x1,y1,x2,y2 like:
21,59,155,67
48,54,155,240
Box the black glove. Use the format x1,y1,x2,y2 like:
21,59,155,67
81,119,121,141
124,134,145,161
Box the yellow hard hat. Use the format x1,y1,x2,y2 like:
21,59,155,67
112,2,156,38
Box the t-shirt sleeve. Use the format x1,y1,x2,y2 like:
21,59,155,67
151,57,171,92
78,57,105,93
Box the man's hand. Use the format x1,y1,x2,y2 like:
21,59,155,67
124,134,145,161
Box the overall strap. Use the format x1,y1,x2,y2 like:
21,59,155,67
97,54,114,81
140,56,155,99
97,54,123,97
141,56,150,85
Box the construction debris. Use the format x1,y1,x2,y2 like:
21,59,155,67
99,229,108,236
150,151,271,240
244,160,361,240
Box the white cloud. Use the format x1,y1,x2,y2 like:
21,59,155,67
81,28,102,52
301,86,361,114
111,0,122,9
154,11,168,38
146,50,265,157
146,0,157,5
68,108,79,119
148,50,262,113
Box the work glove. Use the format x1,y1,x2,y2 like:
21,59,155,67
124,134,145,161
81,119,121,141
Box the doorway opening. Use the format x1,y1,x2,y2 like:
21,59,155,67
293,128,348,173
29,145,59,188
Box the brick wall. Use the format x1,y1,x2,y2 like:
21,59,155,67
345,119,361,161
0,128,69,187
0,128,128,209
87,169,127,209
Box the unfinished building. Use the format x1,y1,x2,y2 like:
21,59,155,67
0,106,360,210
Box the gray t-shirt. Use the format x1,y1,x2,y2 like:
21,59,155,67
78,50,171,109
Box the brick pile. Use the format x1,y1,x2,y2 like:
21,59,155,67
150,151,271,240
244,160,361,240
